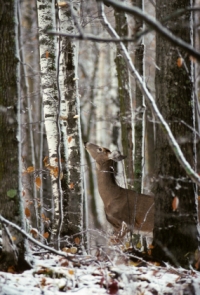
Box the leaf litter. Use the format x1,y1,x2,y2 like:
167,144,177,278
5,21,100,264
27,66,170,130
0,250,200,295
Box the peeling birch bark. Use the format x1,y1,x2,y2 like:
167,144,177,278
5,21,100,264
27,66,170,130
37,0,61,247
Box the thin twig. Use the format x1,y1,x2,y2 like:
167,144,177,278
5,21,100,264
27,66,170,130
0,214,78,261
97,2,200,187
99,0,200,61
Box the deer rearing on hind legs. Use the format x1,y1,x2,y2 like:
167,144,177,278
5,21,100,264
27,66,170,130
84,142,154,236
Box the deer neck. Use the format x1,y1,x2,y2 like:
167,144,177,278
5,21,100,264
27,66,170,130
96,160,119,204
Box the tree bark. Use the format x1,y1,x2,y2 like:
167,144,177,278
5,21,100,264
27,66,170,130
114,3,134,188
0,0,30,271
59,3,83,240
152,0,199,268
37,0,63,248
132,0,145,193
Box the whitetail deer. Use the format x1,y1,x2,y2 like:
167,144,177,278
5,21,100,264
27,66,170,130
84,142,154,234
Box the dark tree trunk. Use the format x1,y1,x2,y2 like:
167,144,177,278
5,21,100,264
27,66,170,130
61,40,83,239
152,0,199,268
114,6,134,188
132,0,145,193
0,0,30,271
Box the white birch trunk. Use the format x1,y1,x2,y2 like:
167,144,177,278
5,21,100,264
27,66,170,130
37,0,61,246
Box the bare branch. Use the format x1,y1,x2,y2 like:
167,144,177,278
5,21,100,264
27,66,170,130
99,0,200,61
0,214,76,261
97,2,200,187
48,31,136,42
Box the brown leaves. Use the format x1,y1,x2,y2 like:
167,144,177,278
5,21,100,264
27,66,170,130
57,1,68,7
30,228,38,238
43,232,49,239
62,247,77,254
43,156,63,179
35,177,41,190
177,57,183,67
60,116,68,121
172,196,179,211
25,207,31,218
69,182,74,190
45,51,49,59
68,136,73,143
24,166,35,173
74,236,81,245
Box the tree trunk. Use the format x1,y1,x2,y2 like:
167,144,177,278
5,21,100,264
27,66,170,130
152,0,199,268
59,3,84,241
114,4,134,189
37,0,63,248
0,0,30,271
132,0,145,193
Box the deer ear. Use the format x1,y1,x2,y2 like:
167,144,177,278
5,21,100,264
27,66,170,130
109,150,127,162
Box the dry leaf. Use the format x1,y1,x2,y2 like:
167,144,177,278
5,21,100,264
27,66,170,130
43,156,49,167
74,236,81,245
148,244,155,249
62,247,71,253
172,196,179,211
50,166,58,178
40,277,47,287
45,51,49,59
177,57,183,67
26,166,35,173
69,182,74,190
43,232,49,239
147,249,152,256
35,177,42,190
54,158,65,163
12,236,16,241
70,247,77,254
30,228,38,238
62,247,77,254
59,259,69,267
7,266,15,274
68,269,74,275
57,1,68,7
60,116,68,120
25,207,31,218
68,136,73,143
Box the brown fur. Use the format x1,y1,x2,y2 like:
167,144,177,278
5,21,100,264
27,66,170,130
85,142,154,233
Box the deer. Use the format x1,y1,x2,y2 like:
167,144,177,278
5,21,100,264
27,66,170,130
84,142,154,236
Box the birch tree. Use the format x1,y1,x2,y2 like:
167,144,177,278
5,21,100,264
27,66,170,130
37,1,84,248
37,0,63,248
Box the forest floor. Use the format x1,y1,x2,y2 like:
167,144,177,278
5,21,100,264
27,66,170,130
0,246,200,295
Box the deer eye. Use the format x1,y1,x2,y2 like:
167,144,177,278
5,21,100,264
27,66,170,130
98,147,103,152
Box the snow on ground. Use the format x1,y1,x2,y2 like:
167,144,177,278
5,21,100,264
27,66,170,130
0,252,200,295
